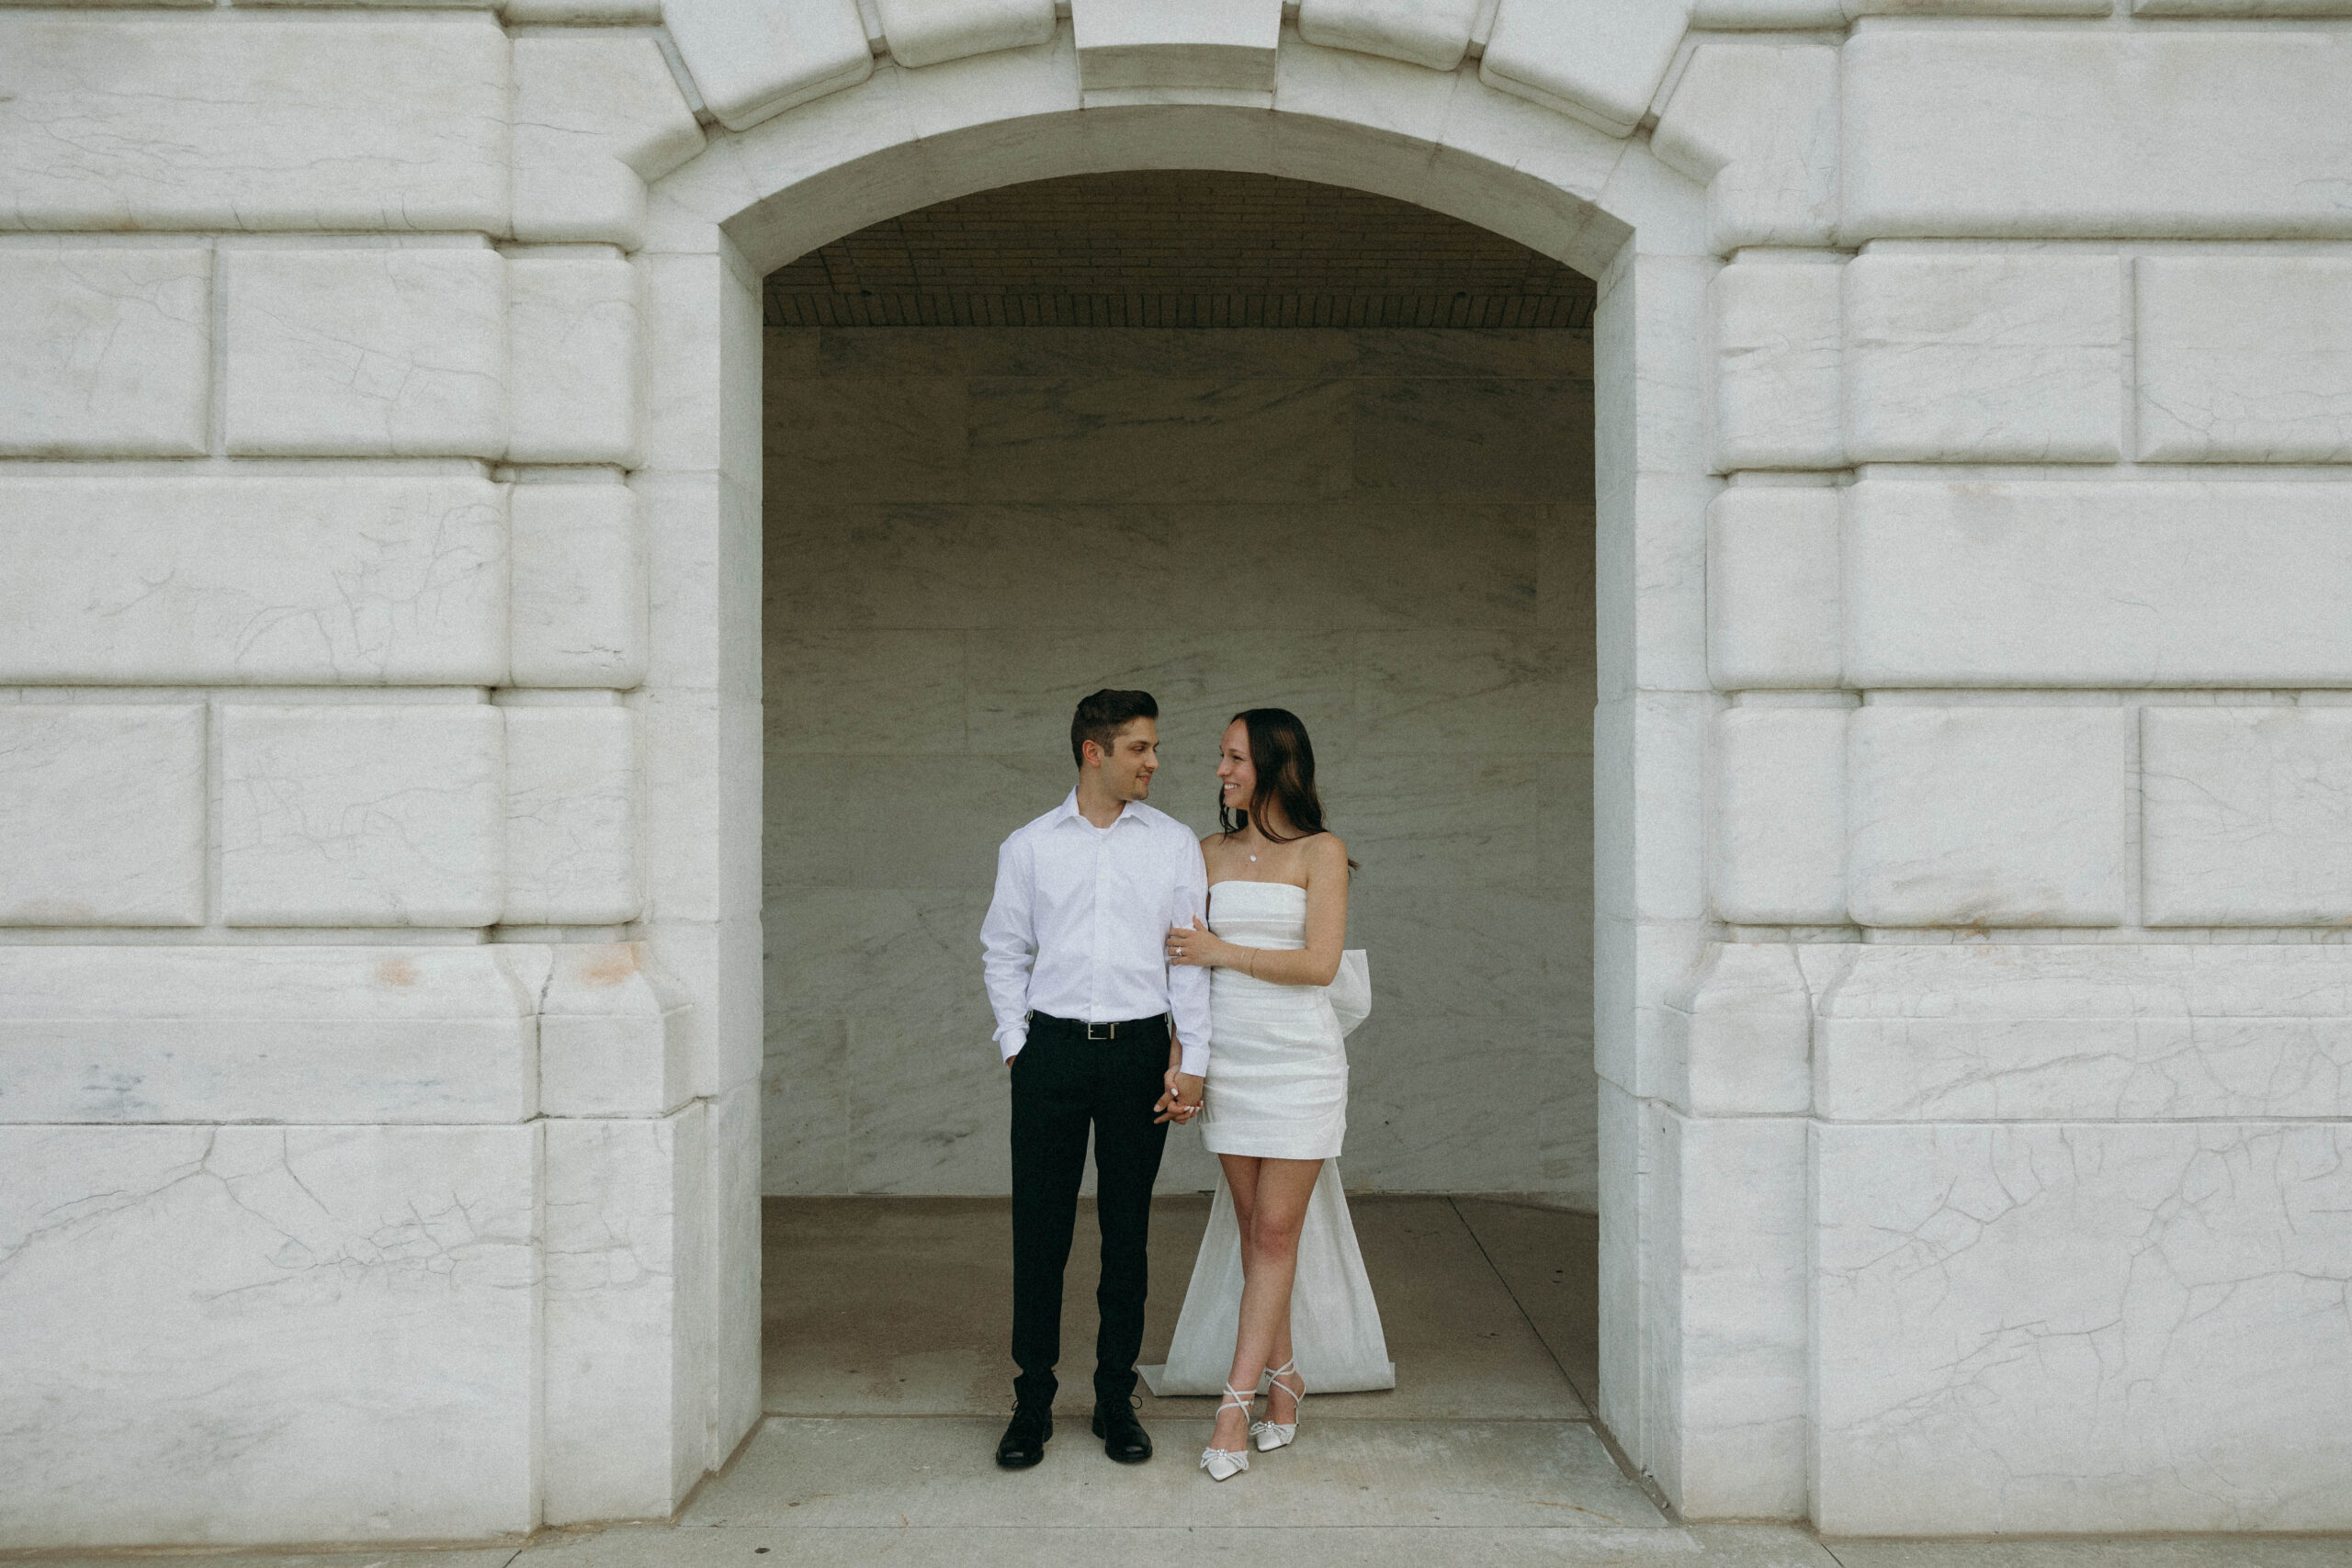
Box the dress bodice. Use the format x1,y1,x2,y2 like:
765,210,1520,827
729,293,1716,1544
1207,879,1307,952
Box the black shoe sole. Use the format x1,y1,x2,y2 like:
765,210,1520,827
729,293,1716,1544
1091,1413,1152,1464
995,1449,1046,1470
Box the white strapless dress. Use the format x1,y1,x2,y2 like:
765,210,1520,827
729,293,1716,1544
1140,880,1396,1394
1199,881,1348,1160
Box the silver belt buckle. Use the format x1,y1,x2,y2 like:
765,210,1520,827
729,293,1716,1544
1086,1021,1114,1041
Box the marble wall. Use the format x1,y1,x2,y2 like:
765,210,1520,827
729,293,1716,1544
761,325,1596,1202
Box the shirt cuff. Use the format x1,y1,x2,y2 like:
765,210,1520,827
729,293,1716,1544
997,1025,1027,1060
1178,1041,1209,1077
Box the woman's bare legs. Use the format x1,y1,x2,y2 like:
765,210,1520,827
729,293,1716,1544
1208,1153,1322,1454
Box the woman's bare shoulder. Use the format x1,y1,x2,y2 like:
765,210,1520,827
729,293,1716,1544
1305,832,1351,872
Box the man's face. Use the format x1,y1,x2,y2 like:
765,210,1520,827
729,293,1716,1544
1091,717,1160,802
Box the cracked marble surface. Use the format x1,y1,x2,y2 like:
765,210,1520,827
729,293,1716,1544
0,1123,540,1547
1814,1120,2352,1535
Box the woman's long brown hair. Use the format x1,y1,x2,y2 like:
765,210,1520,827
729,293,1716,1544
1218,708,1357,866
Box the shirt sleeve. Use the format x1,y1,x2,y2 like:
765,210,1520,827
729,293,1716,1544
980,833,1037,1059
1168,831,1212,1077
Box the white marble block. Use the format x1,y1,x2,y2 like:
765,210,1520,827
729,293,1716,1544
510,258,640,468
1707,486,1840,690
2143,706,2352,926
1712,706,1847,925
1843,29,2352,239
1847,705,2132,928
1843,479,2352,687
0,1123,540,1547
875,0,1057,69
1663,942,1815,1117
1815,942,2352,1122
511,481,648,690
1711,259,1843,472
0,16,508,233
223,247,507,459
539,942,695,1117
0,945,541,1124
545,1103,708,1524
1652,1111,1808,1519
1814,1120,2352,1534
1481,0,1694,137
1844,252,2123,462
0,247,210,457
2136,256,2352,462
503,705,641,927
703,1077,764,1465
220,705,505,928
0,705,205,927
0,477,507,686
1072,0,1283,96
1651,42,1840,253
513,36,707,248
1295,0,1480,71
660,0,872,130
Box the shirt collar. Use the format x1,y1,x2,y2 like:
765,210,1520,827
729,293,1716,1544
1056,787,1146,830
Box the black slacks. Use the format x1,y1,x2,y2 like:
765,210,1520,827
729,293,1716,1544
1009,1019,1170,1409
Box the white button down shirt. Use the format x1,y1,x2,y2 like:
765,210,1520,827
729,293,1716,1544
981,789,1212,1076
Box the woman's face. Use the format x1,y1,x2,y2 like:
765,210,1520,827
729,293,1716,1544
1216,720,1255,813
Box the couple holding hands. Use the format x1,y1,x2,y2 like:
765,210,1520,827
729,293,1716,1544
980,689,1389,1483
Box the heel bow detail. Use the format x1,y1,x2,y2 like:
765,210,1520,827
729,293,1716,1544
1200,1383,1253,1481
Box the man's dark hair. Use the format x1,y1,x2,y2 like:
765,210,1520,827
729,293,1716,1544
1070,689,1158,768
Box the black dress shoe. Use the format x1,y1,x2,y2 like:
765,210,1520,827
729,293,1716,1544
996,1404,1052,1469
1091,1399,1153,1463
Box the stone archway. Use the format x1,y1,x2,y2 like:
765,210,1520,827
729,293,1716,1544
633,23,1739,1521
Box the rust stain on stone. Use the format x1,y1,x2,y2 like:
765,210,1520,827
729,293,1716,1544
375,957,422,987
581,944,639,988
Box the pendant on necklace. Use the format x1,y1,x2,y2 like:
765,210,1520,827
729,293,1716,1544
1248,854,1257,863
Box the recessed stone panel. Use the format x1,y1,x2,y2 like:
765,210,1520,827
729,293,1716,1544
1711,260,1842,473
1815,1121,2352,1533
0,478,509,686
1844,479,2352,688
0,705,206,928
511,481,648,690
0,248,210,457
0,16,508,233
223,247,507,458
220,704,505,928
504,705,641,927
1844,29,2352,239
2143,706,2352,926
1845,252,2123,463
0,944,541,1124
1816,942,2352,1122
0,1123,538,1546
510,257,641,467
1711,706,1846,926
2136,256,2352,463
1847,705,2132,928
1706,486,1839,691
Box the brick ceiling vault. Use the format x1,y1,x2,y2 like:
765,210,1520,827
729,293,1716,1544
763,171,1598,329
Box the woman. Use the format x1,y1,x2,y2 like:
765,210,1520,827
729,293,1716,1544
1162,707,1381,1481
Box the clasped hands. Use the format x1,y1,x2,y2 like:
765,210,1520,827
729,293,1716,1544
1154,1067,1205,1125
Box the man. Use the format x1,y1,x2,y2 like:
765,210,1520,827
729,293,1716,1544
980,688,1209,1469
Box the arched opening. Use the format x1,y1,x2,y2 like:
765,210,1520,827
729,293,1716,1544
729,165,1618,1512
639,62,1722,1521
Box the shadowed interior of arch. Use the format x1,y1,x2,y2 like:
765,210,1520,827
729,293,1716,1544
743,169,1615,1513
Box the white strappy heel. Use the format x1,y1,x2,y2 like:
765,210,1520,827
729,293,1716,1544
1200,1384,1253,1481
1252,1358,1306,1452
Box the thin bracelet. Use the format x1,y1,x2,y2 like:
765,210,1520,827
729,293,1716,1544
1246,949,1257,978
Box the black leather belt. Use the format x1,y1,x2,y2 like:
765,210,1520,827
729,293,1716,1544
1028,1010,1170,1043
